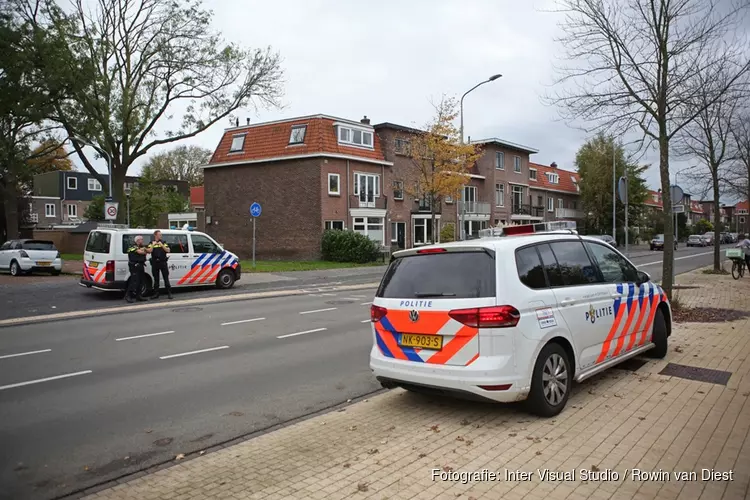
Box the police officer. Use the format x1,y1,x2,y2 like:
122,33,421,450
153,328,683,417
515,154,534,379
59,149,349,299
148,230,172,299
126,235,148,303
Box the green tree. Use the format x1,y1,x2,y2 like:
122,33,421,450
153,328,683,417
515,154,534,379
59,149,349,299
129,172,189,228
694,219,713,235
141,145,211,187
574,134,648,241
84,195,106,221
25,0,283,221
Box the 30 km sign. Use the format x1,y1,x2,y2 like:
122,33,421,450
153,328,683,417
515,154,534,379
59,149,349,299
104,201,119,221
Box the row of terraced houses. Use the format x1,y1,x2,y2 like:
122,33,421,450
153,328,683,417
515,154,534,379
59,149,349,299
198,113,750,260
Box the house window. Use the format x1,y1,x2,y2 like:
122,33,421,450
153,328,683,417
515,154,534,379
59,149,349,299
572,201,578,210
229,134,246,152
741,217,746,224
289,125,307,144
495,183,504,207
445,195,453,204
558,199,564,209
67,176,78,190
45,204,56,217
514,156,521,173
392,181,404,200
354,173,379,206
338,126,374,148
394,138,411,155
413,217,439,245
353,216,384,244
324,220,345,231
67,204,77,217
328,173,340,195
529,169,537,180
547,197,554,212
537,195,544,208
88,178,102,191
546,172,559,184
495,152,505,170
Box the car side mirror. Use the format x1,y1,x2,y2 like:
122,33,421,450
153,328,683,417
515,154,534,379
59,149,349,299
636,270,650,285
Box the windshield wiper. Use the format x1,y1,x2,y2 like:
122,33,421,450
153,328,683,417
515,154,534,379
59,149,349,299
413,292,456,298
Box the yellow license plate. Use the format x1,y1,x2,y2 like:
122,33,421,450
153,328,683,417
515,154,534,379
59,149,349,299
399,334,443,350
89,262,99,268
37,261,51,266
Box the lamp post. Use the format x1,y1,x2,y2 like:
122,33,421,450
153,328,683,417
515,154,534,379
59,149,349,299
124,186,131,227
72,136,113,199
458,73,502,240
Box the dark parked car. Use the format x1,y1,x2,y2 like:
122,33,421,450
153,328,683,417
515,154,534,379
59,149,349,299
650,234,677,251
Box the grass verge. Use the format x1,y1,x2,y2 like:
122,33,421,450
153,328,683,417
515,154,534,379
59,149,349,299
239,260,385,273
61,253,83,261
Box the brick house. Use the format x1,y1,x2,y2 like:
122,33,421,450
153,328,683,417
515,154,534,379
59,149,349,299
736,201,749,234
203,114,394,259
527,162,583,223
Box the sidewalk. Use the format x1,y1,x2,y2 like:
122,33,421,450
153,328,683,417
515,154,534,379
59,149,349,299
81,266,750,500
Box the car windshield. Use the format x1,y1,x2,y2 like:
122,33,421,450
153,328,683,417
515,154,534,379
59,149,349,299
22,240,56,250
654,234,664,240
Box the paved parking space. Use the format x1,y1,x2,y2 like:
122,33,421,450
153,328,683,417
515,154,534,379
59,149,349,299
79,266,750,500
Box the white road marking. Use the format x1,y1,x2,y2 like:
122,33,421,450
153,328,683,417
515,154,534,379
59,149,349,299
159,346,229,360
361,302,373,306
361,319,371,323
0,348,51,360
299,307,337,315
0,370,92,391
639,250,716,267
350,295,366,298
116,331,174,342
221,318,265,326
277,328,327,339
319,293,337,296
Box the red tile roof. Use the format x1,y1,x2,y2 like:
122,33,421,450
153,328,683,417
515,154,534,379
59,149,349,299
208,115,387,166
190,186,204,207
528,162,580,194
644,190,663,208
689,200,704,213
736,200,749,210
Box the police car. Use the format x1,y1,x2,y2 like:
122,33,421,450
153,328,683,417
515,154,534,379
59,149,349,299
369,221,671,417
79,225,241,296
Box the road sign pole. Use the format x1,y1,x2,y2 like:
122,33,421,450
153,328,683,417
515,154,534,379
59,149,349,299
249,201,261,270
252,217,256,270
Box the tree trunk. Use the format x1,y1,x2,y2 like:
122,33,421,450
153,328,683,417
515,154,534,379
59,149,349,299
2,176,20,241
658,132,674,301
431,194,436,244
111,166,128,224
713,173,721,271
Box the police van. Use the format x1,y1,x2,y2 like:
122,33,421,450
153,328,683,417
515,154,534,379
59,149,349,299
369,221,671,417
79,225,241,296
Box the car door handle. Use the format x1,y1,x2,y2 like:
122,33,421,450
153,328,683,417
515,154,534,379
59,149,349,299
611,293,623,299
560,298,576,307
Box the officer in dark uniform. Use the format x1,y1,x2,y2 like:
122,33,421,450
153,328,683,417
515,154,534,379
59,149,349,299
126,235,148,303
148,230,172,299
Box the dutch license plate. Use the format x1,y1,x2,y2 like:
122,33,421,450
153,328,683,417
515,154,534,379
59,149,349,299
37,261,51,266
89,261,99,268
399,334,443,350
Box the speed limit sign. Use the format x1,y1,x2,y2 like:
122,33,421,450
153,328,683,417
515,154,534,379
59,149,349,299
104,201,119,221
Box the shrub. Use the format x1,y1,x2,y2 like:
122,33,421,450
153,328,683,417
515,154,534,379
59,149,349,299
440,223,455,243
321,229,380,263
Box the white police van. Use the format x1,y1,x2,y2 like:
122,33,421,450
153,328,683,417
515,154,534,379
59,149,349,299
370,221,671,417
80,225,241,296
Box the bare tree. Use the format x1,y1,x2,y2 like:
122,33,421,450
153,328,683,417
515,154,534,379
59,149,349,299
729,112,750,214
548,0,750,299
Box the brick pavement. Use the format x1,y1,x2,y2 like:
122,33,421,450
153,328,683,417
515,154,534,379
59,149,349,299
82,266,750,500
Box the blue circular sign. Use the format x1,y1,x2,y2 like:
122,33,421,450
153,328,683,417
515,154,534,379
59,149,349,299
250,202,262,217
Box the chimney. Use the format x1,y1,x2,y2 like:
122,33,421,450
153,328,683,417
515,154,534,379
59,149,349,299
235,118,239,127
361,115,370,125
246,118,250,125
550,162,558,169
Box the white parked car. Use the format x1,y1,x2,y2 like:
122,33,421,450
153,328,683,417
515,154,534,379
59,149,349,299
687,235,706,247
0,239,63,276
369,222,672,417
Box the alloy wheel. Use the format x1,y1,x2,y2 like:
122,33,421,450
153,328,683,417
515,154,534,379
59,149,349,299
542,353,568,406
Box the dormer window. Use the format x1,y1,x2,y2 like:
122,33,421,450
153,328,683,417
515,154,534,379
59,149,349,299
337,124,374,149
289,125,307,145
546,172,559,184
229,134,246,152
529,169,537,180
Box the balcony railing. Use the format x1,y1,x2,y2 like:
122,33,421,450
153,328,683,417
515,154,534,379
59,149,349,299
412,197,442,214
349,195,387,210
27,213,39,223
555,208,584,219
461,201,491,215
512,204,545,217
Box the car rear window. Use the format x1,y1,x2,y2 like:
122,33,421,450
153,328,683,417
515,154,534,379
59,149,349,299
22,240,56,250
85,231,111,253
376,251,496,299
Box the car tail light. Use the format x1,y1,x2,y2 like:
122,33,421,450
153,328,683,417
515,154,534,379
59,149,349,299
416,248,447,254
370,304,387,322
19,250,29,258
448,306,520,328
105,260,115,281
56,251,61,259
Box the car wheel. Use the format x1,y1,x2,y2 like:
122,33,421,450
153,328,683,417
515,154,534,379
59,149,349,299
646,308,668,359
527,343,572,418
10,261,21,277
216,268,236,289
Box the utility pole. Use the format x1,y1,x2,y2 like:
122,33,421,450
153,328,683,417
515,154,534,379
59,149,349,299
612,140,616,241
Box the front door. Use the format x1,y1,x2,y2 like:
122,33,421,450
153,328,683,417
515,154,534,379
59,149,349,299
392,222,405,249
180,233,225,286
463,186,477,212
512,185,524,213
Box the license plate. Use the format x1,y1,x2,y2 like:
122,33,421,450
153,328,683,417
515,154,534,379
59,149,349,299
89,262,99,268
399,334,443,350
37,261,51,266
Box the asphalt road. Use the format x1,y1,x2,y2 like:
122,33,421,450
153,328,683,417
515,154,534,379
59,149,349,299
0,245,729,500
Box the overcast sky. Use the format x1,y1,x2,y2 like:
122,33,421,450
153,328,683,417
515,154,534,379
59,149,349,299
80,0,708,196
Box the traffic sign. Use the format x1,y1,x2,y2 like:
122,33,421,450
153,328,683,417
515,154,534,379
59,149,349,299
250,202,262,217
617,176,628,204
672,204,685,214
670,185,684,204
104,201,119,221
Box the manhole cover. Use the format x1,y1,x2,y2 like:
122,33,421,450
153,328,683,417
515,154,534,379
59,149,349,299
659,363,732,385
172,307,203,313
326,300,355,305
614,358,648,372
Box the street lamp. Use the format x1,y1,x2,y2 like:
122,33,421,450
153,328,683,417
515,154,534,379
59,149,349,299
124,186,131,227
71,136,113,199
458,73,502,240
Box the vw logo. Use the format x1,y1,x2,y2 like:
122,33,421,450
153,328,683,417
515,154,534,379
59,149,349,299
409,310,419,322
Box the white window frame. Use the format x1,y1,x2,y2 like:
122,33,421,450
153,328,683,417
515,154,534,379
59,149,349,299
558,198,564,209
529,168,537,181
514,156,521,173
45,203,56,217
391,221,405,243
88,178,102,191
324,220,345,230
445,195,453,204
547,197,554,212
740,217,746,224
495,183,504,207
327,173,341,196
337,126,374,149
546,172,559,184
353,216,384,244
289,125,307,145
495,152,505,170
229,134,246,152
353,173,380,197
67,203,78,217
392,180,404,200
67,176,78,190
412,216,440,246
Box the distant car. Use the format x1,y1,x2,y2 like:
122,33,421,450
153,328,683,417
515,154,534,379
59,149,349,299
720,232,733,244
591,234,618,247
0,239,62,276
702,232,715,245
650,234,677,251
730,233,739,243
687,235,706,247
